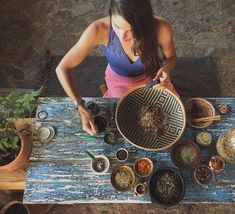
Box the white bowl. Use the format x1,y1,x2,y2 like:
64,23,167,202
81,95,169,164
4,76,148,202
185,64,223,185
91,155,110,174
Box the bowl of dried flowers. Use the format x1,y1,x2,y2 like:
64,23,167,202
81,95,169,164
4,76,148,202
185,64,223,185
134,157,153,177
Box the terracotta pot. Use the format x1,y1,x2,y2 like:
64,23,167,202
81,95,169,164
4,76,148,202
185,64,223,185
0,133,32,172
0,200,29,214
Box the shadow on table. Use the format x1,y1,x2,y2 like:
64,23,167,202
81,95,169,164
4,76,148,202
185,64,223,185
41,54,221,98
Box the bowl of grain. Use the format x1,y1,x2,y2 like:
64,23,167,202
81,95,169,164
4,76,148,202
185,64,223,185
111,166,135,192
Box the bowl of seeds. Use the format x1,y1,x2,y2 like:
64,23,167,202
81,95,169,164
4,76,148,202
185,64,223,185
194,165,214,186
171,140,201,170
111,166,135,192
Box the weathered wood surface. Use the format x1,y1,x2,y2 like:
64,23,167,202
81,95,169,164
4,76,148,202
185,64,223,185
23,97,235,203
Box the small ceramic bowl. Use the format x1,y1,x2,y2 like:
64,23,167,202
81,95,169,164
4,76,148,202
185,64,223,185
196,131,212,147
37,126,55,143
134,182,148,196
171,140,201,170
103,132,116,145
209,155,225,173
185,98,215,129
91,155,110,174
134,157,153,177
115,148,129,162
216,103,230,114
193,165,214,186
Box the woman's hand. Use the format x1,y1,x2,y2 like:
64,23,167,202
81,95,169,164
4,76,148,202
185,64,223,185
154,68,170,84
152,68,170,90
77,105,98,136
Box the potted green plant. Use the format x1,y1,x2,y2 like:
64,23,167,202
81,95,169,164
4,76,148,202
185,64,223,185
0,87,42,172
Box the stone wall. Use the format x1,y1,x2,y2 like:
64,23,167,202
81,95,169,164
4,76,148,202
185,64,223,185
0,0,234,95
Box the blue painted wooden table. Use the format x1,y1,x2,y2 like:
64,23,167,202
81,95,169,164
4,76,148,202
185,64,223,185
23,97,235,204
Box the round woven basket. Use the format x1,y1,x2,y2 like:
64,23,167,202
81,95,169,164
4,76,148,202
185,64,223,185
115,87,186,151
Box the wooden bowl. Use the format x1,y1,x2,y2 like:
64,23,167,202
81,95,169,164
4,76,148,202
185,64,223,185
170,140,201,170
184,98,215,129
111,166,135,192
116,87,186,151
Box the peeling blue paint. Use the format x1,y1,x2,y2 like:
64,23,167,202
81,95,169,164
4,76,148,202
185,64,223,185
23,97,235,203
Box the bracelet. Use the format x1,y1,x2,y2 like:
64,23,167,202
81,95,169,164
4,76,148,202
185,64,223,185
73,98,85,110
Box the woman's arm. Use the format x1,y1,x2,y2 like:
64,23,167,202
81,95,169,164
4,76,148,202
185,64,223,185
56,20,106,101
56,18,108,135
154,17,177,84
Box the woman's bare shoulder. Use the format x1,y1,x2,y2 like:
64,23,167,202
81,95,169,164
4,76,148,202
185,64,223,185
154,16,172,31
89,16,110,44
154,16,173,41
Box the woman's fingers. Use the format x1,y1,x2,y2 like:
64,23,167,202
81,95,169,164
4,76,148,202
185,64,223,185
155,68,169,83
79,108,98,136
82,120,97,136
89,119,98,134
153,84,165,90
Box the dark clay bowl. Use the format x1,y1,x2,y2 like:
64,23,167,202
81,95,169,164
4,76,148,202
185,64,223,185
171,140,201,170
149,167,185,207
94,116,107,132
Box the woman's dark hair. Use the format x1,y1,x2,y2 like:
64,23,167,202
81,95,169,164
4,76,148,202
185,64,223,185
109,0,159,73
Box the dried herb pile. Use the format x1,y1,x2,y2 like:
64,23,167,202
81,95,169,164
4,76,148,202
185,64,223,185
175,145,196,166
138,105,167,135
154,171,181,204
114,169,132,189
195,166,213,184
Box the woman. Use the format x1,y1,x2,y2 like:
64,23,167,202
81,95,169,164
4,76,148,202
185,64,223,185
56,0,178,135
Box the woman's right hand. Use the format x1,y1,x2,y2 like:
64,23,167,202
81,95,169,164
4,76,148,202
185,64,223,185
77,105,98,136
